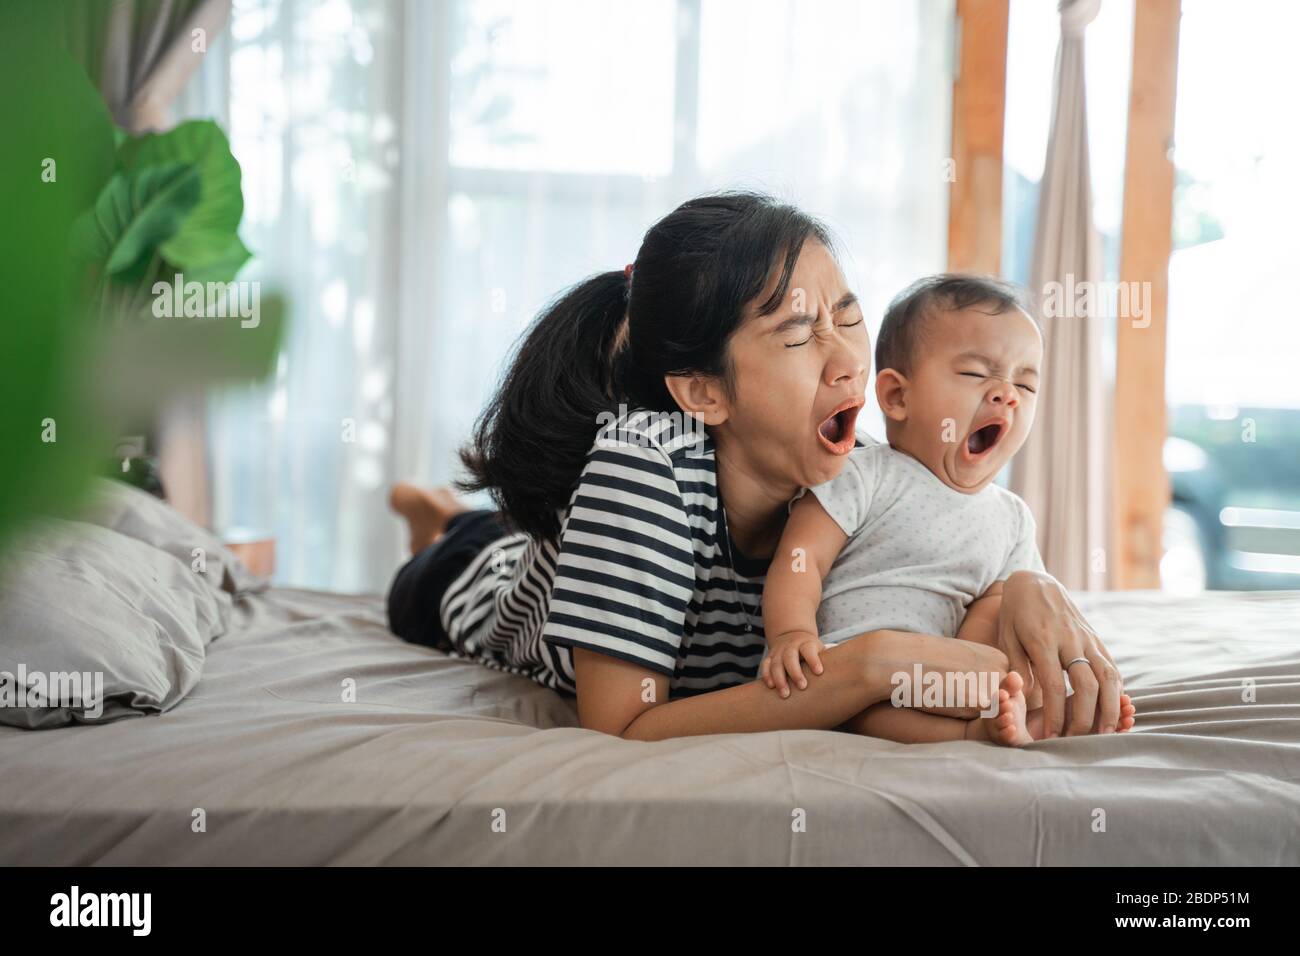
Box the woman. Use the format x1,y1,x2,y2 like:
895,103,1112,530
387,192,1124,741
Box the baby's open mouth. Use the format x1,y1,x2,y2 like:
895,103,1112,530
817,399,863,454
965,421,1005,458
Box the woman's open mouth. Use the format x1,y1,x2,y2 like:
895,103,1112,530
963,420,1006,460
816,398,864,455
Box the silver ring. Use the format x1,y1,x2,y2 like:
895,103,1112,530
1065,657,1091,670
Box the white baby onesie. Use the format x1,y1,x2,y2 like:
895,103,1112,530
800,436,1045,644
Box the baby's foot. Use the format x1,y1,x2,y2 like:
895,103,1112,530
1116,694,1137,732
1026,693,1138,739
968,671,1033,746
389,483,468,554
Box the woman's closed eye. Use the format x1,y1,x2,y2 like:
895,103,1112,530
785,317,865,348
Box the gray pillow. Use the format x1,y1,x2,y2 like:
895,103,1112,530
0,518,231,729
81,479,266,598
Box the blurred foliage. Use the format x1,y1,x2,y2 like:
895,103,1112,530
0,1,283,554
74,161,201,282
1172,168,1226,251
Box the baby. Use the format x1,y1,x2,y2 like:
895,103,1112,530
761,275,1135,746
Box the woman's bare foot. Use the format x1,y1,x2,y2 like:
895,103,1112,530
967,671,1033,746
389,483,468,554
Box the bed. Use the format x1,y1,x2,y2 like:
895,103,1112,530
2,579,1298,866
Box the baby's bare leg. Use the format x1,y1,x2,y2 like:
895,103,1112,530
838,700,978,742
955,594,1001,647
829,623,1007,731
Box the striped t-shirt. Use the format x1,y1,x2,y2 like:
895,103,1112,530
438,409,771,698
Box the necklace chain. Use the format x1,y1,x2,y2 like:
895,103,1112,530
719,502,755,633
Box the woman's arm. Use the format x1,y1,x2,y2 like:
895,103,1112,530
573,629,1011,741
998,570,1124,737
835,585,1009,743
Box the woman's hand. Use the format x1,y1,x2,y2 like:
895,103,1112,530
998,571,1124,737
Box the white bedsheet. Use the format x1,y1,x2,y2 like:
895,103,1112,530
1,587,1297,865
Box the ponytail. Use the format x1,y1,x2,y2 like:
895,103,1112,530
458,271,629,541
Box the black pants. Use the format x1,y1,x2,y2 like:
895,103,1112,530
386,509,507,652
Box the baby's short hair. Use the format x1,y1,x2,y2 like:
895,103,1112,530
875,274,1030,376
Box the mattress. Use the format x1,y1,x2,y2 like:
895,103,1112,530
1,586,1298,865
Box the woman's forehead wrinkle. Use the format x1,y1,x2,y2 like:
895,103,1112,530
789,286,855,317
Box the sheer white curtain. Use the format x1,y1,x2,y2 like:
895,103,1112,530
199,0,954,592
196,0,406,590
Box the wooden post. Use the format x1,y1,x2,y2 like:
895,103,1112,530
1114,0,1182,589
947,0,1009,275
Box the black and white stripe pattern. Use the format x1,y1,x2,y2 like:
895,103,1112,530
438,409,768,698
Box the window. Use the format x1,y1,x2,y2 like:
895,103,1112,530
1163,0,1300,591
206,0,955,590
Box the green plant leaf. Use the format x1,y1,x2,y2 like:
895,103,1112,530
1,3,116,552
118,120,247,278
171,232,253,285
71,162,201,279
0,5,284,557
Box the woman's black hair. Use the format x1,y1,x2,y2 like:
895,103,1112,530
458,190,833,541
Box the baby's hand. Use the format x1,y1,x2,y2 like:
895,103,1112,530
761,631,826,698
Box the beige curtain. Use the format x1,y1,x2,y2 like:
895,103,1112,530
65,0,232,134
65,0,233,528
1010,0,1110,590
